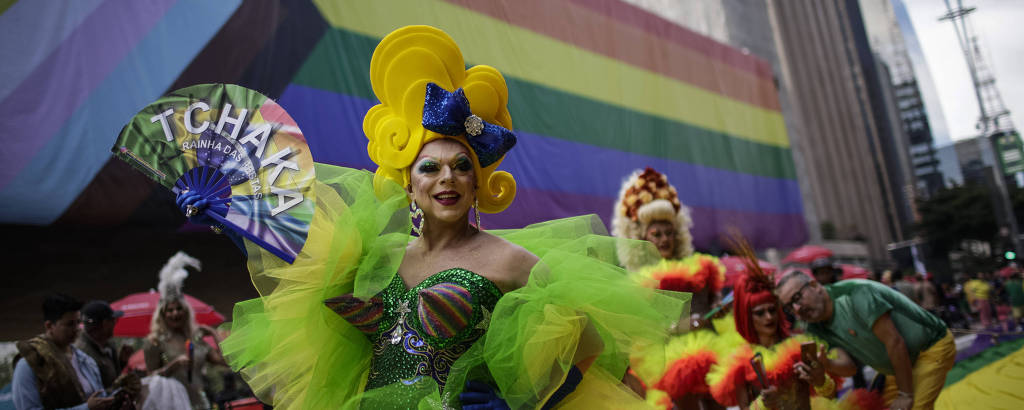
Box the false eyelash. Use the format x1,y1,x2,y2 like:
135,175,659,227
417,161,440,173
453,157,473,172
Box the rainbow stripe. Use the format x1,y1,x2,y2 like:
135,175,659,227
0,0,241,224
0,0,806,249
325,294,384,335
937,336,1024,408
284,0,805,248
418,282,474,339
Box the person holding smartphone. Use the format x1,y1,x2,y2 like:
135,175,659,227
12,294,116,410
707,247,884,410
775,271,954,410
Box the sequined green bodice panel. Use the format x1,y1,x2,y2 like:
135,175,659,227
363,268,502,392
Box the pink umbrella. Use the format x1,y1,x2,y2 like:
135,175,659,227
839,264,870,281
782,245,833,265
720,256,778,288
111,291,225,338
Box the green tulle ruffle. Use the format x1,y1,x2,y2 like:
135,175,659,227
223,164,688,409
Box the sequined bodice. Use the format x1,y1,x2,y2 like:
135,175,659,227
326,268,502,392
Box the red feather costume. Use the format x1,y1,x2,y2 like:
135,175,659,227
631,256,743,408
705,245,883,410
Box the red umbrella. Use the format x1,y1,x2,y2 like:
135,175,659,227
111,291,225,338
782,245,833,265
720,256,778,288
998,266,1019,278
125,349,146,372
839,264,870,281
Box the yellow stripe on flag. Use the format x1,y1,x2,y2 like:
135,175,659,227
313,0,791,148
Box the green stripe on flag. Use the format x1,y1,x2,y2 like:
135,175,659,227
0,0,17,15
292,27,796,180
945,337,1024,387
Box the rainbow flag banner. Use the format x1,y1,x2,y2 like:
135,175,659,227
0,0,806,250
937,336,1024,408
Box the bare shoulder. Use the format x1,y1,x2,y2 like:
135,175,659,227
477,232,538,289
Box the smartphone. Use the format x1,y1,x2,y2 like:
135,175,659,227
800,341,817,365
750,353,768,389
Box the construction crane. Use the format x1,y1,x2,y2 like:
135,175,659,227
940,0,1021,254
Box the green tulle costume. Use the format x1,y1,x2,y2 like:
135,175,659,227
221,164,689,409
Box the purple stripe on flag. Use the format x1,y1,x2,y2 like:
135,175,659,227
505,131,803,214
276,80,802,247
487,187,808,250
0,0,177,188
0,0,105,101
277,83,375,167
277,84,804,214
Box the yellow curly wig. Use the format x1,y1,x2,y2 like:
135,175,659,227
362,25,516,213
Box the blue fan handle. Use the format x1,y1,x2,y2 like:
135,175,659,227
174,166,297,264
203,211,296,264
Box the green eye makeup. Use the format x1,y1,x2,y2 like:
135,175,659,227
415,155,472,174
453,156,473,172
417,160,440,173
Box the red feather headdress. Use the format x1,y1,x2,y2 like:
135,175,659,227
728,233,789,345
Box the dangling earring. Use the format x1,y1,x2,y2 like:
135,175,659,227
411,200,425,236
474,197,482,230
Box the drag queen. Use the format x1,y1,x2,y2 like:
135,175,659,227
612,167,723,322
612,167,734,409
143,251,226,409
706,249,882,410
181,25,684,409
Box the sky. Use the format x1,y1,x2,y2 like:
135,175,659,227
903,0,1024,145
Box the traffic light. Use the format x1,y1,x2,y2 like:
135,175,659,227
1006,251,1017,260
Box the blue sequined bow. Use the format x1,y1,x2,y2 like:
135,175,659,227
421,82,516,168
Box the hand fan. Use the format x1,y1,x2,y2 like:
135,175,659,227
113,84,315,263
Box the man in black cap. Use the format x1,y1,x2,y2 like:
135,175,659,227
810,257,841,285
75,301,133,389
13,294,114,409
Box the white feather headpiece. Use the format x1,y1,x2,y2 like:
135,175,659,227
157,251,201,302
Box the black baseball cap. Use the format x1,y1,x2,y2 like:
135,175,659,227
809,257,835,270
81,301,124,324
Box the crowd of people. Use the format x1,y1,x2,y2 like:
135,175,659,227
14,24,999,409
806,253,1024,335
11,253,241,409
957,269,1024,332
866,265,1024,333
12,295,134,409
609,165,955,410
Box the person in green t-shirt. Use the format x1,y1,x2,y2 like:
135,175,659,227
776,273,955,410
